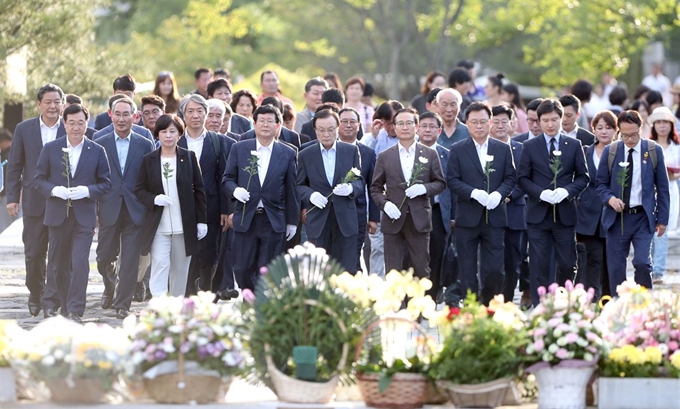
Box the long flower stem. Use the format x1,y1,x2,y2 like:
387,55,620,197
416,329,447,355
307,192,333,214
240,174,254,226
164,179,173,236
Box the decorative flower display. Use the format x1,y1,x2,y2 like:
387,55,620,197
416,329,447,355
0,320,19,367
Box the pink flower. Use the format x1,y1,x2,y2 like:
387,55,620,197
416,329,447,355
533,339,545,352
555,348,569,359
669,341,679,351
548,283,559,294
259,267,269,275
564,280,574,291
565,333,579,344
242,289,256,304
537,286,547,297
533,327,548,338
548,317,562,328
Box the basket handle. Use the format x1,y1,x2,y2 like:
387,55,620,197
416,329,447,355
353,316,433,365
177,330,186,388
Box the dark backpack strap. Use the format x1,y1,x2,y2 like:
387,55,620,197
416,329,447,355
646,139,658,169
207,131,221,160
607,140,620,173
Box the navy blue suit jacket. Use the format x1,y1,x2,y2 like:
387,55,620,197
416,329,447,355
434,144,455,234
506,139,527,231
33,137,111,228
296,141,363,238
575,145,605,236
93,123,153,141
94,112,111,130
357,142,380,223
447,137,516,228
230,114,252,135
239,127,301,150
178,131,232,223
518,134,589,226
596,140,670,233
222,139,299,233
5,117,66,216
96,131,155,227
576,128,595,147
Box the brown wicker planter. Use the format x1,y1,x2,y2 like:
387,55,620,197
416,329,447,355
46,378,108,403
437,377,513,408
144,373,227,404
358,372,428,409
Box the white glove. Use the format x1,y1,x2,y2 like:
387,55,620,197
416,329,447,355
470,189,489,206
540,190,556,204
552,188,569,203
154,194,173,207
404,183,427,199
486,191,502,210
383,201,402,220
197,223,207,240
286,224,297,241
51,186,69,200
68,186,89,200
233,187,250,203
332,183,353,197
310,192,328,209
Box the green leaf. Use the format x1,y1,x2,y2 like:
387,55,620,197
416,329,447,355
378,372,393,393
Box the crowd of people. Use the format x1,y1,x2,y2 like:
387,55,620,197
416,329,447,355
3,61,679,322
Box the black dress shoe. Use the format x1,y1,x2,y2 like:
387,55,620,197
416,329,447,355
28,300,41,317
217,288,239,300
115,308,129,319
101,291,113,309
133,281,146,302
144,289,152,301
66,312,82,324
44,308,58,318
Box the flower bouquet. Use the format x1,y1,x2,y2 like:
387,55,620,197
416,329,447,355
125,292,245,404
524,281,604,409
7,317,128,403
430,294,528,408
0,320,20,402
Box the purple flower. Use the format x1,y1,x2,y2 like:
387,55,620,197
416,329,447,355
564,280,574,291
198,346,208,359
242,289,256,304
180,342,191,354
548,283,558,294
154,350,167,360
537,287,547,297
206,343,216,355
260,267,269,275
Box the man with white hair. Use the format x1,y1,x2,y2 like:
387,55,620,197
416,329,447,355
178,94,231,296
435,88,470,149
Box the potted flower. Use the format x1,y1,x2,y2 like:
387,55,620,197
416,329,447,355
246,243,371,404
524,281,604,409
596,279,680,409
0,320,19,402
331,269,438,409
125,291,245,404
430,294,528,408
7,317,128,403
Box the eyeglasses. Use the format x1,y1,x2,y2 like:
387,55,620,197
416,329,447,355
620,132,640,139
419,124,441,130
257,119,276,126
527,118,539,124
395,121,415,127
340,119,359,126
316,127,337,135
468,119,489,126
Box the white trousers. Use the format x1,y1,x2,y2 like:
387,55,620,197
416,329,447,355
150,233,192,297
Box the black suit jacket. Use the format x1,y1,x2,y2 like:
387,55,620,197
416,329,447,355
134,147,207,256
576,128,595,147
575,144,604,237
506,140,527,231
230,114,252,135
94,112,111,130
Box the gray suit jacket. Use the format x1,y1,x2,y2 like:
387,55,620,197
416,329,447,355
294,108,313,133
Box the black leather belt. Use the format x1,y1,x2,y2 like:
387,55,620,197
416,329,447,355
432,203,440,209
626,206,644,214
255,207,265,214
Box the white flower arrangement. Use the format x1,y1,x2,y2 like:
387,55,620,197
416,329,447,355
619,161,629,168
485,154,494,162
350,167,362,177
418,156,428,164
553,150,562,157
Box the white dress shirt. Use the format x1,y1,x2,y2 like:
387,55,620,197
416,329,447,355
564,126,579,139
40,116,60,146
544,134,561,154
398,141,416,182
256,139,273,208
473,137,489,170
628,140,642,207
66,137,85,177
185,130,206,160
320,141,337,186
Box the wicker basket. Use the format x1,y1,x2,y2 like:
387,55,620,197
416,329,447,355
355,317,432,409
46,378,108,403
437,377,512,408
534,365,595,409
265,299,349,403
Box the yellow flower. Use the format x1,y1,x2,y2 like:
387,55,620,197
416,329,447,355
643,346,662,365
671,352,680,370
84,359,93,368
97,361,113,370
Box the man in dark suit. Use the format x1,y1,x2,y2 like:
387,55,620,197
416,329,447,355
370,108,446,278
596,110,670,295
94,94,153,141
191,67,212,99
176,95,230,295
33,104,111,322
6,83,66,317
448,102,516,305
223,105,299,290
518,99,589,305
338,107,379,272
418,111,455,300
559,95,595,146
512,98,544,143
490,105,529,304
297,110,364,273
295,77,328,133
140,95,165,136
64,94,96,139
239,97,301,150
95,97,154,319
94,74,137,130
205,77,251,135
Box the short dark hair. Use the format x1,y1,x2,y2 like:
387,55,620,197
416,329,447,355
465,101,492,122
393,108,419,125
141,95,166,111
253,104,282,124
37,83,64,102
591,110,618,131
491,104,514,121
260,96,283,113
194,67,212,80
363,82,375,97
207,78,232,97
107,94,126,110
536,99,564,119
113,74,136,92
448,68,471,88
419,111,442,128
487,73,505,90
559,94,581,111
321,88,345,105
214,68,230,79
260,70,277,82
312,109,340,128
570,79,592,103
154,114,185,139
230,89,258,115
304,77,329,93
630,99,650,115
633,84,651,100
617,110,642,128
609,86,628,107
426,88,442,104
455,59,475,70
375,100,404,121
63,104,90,121
65,94,82,105
314,104,339,114
338,107,360,122
646,90,663,107
526,98,544,113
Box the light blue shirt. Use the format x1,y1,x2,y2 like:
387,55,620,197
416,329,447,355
544,133,561,154
373,129,399,155
320,141,337,186
0,158,6,193
115,132,131,174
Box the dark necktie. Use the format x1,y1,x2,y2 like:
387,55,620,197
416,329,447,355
622,148,634,206
549,138,556,159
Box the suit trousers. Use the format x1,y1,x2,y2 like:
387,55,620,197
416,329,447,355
427,205,448,299
309,204,357,274
23,214,48,304
355,202,367,273
502,228,524,303
576,233,606,300
384,213,430,279
526,214,578,305
43,211,95,316
186,223,221,294
96,202,142,310
232,213,285,291
519,231,530,292
456,219,505,305
214,228,236,291
150,233,191,297
605,212,653,295
368,223,385,278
